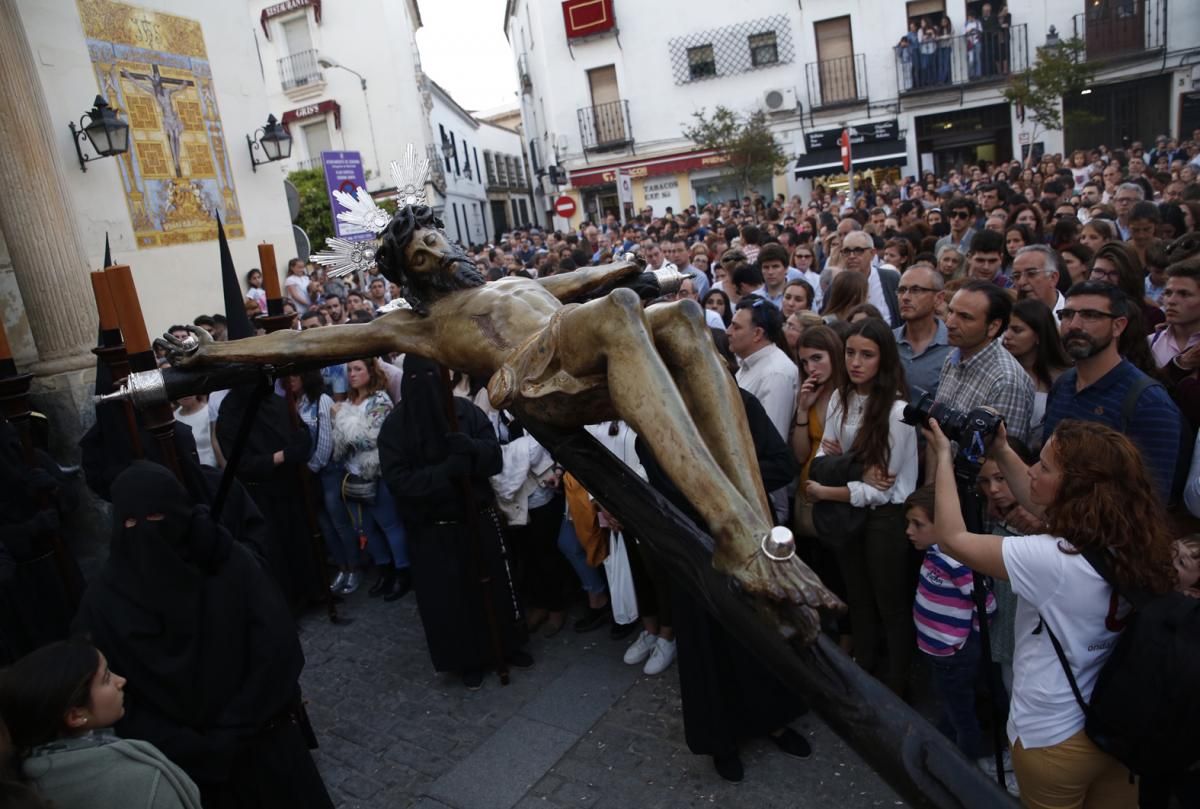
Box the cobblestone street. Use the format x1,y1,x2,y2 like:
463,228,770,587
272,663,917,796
297,588,907,809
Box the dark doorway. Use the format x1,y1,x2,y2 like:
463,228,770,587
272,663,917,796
915,102,1012,175
1063,74,1170,152
490,200,509,241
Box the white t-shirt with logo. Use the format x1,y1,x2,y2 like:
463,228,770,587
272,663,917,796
1002,534,1128,749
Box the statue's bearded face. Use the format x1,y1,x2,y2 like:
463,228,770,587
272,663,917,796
397,226,485,313
402,227,455,279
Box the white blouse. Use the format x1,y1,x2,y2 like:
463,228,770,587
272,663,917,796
816,390,919,507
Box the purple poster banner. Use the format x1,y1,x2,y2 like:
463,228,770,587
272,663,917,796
322,151,373,242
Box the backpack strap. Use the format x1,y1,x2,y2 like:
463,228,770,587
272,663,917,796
1119,374,1162,433
1077,545,1153,610
1035,614,1090,715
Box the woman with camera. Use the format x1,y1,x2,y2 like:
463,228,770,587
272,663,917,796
925,418,1174,809
805,318,918,695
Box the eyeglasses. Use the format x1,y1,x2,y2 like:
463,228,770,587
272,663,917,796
896,285,936,296
949,210,971,219
1056,308,1119,322
1009,269,1046,282
1090,269,1120,282
843,246,869,255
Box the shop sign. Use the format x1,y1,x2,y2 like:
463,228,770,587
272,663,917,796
569,149,729,188
642,177,680,214
562,0,616,39
805,120,898,152
260,0,321,37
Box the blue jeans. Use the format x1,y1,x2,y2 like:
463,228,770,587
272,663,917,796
929,630,985,759
556,516,606,595
318,463,360,568
343,476,409,570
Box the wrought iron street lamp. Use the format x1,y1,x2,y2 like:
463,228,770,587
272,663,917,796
246,114,293,172
68,95,130,172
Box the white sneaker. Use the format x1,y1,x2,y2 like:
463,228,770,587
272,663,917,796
623,630,658,665
643,637,677,675
329,570,348,593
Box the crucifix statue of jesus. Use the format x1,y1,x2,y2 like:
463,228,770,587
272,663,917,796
157,197,842,641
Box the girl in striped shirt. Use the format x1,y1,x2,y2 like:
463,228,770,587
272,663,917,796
905,485,996,759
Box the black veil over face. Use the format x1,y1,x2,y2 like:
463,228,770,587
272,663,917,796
108,461,232,612
398,355,449,464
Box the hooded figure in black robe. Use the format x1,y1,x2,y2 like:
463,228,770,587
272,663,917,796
215,384,318,613
72,461,333,809
378,356,528,679
636,389,809,774
0,418,75,664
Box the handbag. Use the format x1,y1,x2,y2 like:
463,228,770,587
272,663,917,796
807,452,867,549
602,531,639,625
341,472,378,505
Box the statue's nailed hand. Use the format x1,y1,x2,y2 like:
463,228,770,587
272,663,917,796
153,325,211,368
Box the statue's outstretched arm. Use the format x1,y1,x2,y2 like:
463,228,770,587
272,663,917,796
536,260,643,302
157,310,436,369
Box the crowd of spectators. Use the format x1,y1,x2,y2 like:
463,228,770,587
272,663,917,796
5,130,1200,808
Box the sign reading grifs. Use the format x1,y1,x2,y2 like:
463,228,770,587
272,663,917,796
77,0,243,248
322,151,373,242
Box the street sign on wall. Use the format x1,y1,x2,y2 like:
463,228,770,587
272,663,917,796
554,195,577,218
321,151,373,242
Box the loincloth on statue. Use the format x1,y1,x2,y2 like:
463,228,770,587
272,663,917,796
487,304,614,427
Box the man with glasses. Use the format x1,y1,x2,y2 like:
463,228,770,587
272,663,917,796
935,198,977,255
1112,182,1144,241
1012,245,1065,316
894,263,952,400
790,244,822,310
1044,282,1184,501
840,231,902,327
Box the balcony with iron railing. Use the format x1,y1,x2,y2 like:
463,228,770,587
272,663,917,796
1073,0,1164,63
893,24,1028,96
293,156,324,172
805,54,868,111
278,49,324,92
578,99,633,153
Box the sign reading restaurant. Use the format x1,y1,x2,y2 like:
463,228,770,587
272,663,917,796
260,0,321,36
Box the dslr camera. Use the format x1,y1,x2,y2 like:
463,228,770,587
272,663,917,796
901,390,1003,465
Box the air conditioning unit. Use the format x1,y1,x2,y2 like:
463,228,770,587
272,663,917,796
763,87,798,114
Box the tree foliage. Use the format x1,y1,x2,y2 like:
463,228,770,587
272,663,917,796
682,106,789,197
287,167,334,253
1003,38,1100,155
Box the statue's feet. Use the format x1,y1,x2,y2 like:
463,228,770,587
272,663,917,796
713,529,846,644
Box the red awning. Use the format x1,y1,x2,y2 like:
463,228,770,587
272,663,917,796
568,149,730,188
282,99,341,130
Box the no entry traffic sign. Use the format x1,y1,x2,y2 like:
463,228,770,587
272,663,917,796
554,195,577,218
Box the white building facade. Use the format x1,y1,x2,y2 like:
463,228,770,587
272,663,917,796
475,110,538,241
426,81,490,246
250,0,430,196
505,0,1200,227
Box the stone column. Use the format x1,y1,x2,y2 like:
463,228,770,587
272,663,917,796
0,0,97,377
0,0,109,558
